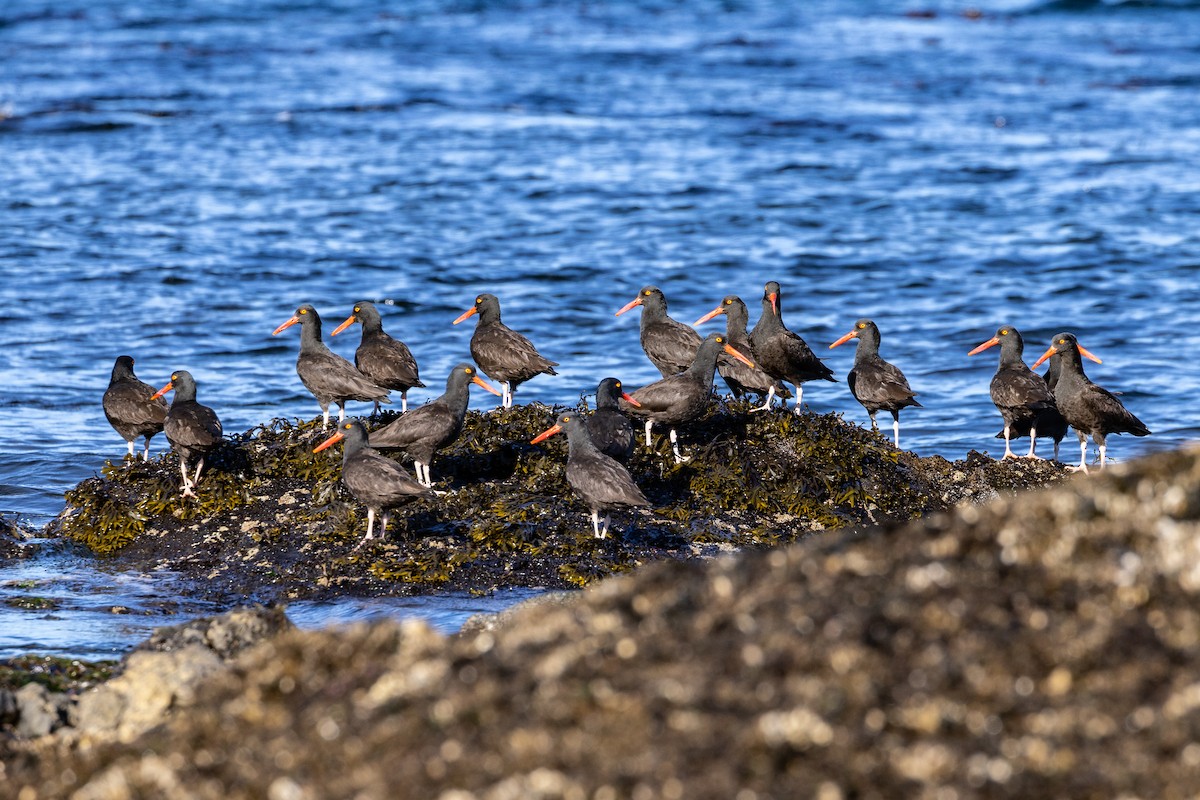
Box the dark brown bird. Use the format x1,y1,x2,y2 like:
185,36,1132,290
695,295,793,406
620,332,755,464
273,304,391,428
615,285,702,378
829,319,920,448
453,293,557,408
586,377,641,464
331,300,424,413
531,412,650,539
150,370,223,497
315,419,431,549
748,281,836,414
968,325,1068,460
103,355,168,461
368,363,500,487
1031,332,1149,472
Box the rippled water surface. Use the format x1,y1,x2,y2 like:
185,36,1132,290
2,0,1199,653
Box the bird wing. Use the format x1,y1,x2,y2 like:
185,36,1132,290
368,402,455,451
642,320,702,375
343,451,429,507
991,366,1055,412
104,381,168,427
471,323,558,381
623,374,697,415
567,455,649,508
298,350,391,403
166,404,223,450
1078,384,1151,436
851,360,918,407
356,333,422,388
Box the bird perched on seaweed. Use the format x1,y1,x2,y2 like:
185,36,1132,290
331,300,424,413
103,355,168,461
695,295,793,405
1030,332,1149,472
150,370,223,497
829,319,920,448
586,377,641,464
273,304,391,428
748,281,836,414
453,293,557,409
531,412,650,539
615,286,702,378
315,419,430,548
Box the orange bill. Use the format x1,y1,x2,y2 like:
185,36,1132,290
694,305,725,326
273,316,300,335
620,392,642,408
829,330,858,349
724,343,755,368
313,431,346,453
472,375,502,396
967,337,1000,356
330,314,358,336
614,296,643,316
530,423,563,445
768,291,778,314
1077,343,1102,364
149,381,173,400
453,306,477,325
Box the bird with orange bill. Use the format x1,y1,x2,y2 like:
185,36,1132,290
748,281,836,414
150,370,223,497
453,293,557,409
1030,332,1149,472
829,319,920,448
615,285,701,378
330,300,424,414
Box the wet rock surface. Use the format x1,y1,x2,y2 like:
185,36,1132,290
5,446,1198,798
44,401,1067,604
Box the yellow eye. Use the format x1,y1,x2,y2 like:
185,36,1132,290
644,290,652,296
857,322,866,329
725,298,732,305
614,381,621,389
354,306,360,313
1000,329,1008,336
466,367,474,374
475,296,482,304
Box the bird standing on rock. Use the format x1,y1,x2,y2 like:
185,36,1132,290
968,325,1067,460
1030,332,1149,472
748,281,836,414
273,304,391,428
695,295,793,405
620,332,756,464
587,377,641,464
103,355,168,461
150,370,223,497
453,294,558,409
615,286,702,378
531,412,650,539
315,419,431,549
369,363,500,487
331,300,424,414
829,319,920,448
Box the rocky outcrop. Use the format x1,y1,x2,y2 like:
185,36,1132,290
6,446,1198,798
45,404,1067,604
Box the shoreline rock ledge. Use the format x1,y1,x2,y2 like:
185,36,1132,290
4,444,1199,798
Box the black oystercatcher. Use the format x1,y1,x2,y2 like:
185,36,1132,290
695,295,793,406
315,419,431,549
1030,332,1150,472
829,319,920,448
748,281,836,414
615,285,702,378
620,332,755,464
103,355,168,461
968,325,1068,460
368,363,500,487
150,370,223,497
331,300,424,413
587,377,641,464
531,412,650,538
453,294,558,409
273,304,391,428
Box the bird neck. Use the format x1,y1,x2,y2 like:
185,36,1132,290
298,318,326,353
688,342,722,388
565,424,601,459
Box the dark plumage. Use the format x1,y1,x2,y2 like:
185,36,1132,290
453,294,558,408
368,363,500,486
748,281,836,414
620,332,755,464
829,319,920,448
695,295,793,404
151,370,223,497
103,355,168,461
968,325,1067,460
615,286,702,378
1031,332,1150,472
273,304,391,428
331,300,424,413
531,412,650,538
315,419,430,548
587,377,640,464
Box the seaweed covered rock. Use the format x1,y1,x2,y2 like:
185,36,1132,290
45,401,1067,602
7,446,1200,798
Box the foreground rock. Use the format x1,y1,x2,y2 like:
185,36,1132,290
46,401,1066,603
5,446,1197,798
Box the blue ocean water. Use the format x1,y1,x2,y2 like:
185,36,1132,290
1,0,1198,653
